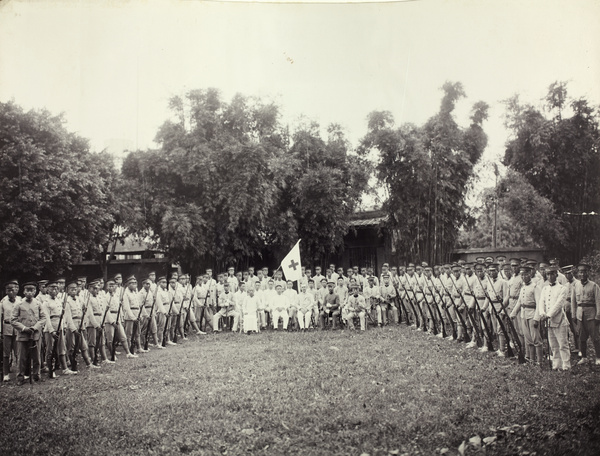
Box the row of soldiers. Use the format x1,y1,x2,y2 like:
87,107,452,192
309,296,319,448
1,257,599,384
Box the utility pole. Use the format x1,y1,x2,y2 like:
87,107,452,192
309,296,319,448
492,163,499,249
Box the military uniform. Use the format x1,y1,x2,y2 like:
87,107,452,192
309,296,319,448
11,285,46,384
538,267,570,370
1,283,20,381
511,267,543,363
571,264,600,364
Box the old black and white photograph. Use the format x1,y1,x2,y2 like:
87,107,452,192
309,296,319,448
0,0,599,454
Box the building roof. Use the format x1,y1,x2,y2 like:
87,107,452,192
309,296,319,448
113,236,160,253
349,210,388,227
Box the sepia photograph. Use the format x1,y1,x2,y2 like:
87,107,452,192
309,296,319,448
0,0,599,454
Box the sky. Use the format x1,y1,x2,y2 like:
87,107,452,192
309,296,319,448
1,0,599,197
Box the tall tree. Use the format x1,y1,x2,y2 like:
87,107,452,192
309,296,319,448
459,169,566,250
359,82,488,264
503,82,600,261
0,101,116,280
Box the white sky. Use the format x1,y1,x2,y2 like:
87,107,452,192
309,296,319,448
1,0,599,185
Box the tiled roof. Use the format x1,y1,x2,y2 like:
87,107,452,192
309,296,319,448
349,216,387,227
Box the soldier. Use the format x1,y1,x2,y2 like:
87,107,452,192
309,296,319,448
571,264,600,365
11,281,46,385
64,279,97,371
511,266,543,364
320,281,341,329
168,276,185,342
212,282,239,332
148,271,157,294
343,284,368,331
362,276,379,327
42,280,76,377
538,265,570,370
485,264,510,357
226,267,238,292
379,273,397,326
139,277,163,349
548,258,567,285
1,280,20,382
154,276,169,346
36,280,49,304
449,264,468,342
470,264,488,351
122,276,146,353
508,258,525,351
85,280,103,362
104,279,137,359
191,275,211,334
561,265,579,353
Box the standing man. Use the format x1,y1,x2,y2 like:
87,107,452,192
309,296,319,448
511,266,543,364
123,276,145,354
379,274,397,326
538,265,570,370
571,264,600,365
1,280,21,382
11,282,47,384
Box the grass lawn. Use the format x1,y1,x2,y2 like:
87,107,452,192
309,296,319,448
1,325,599,456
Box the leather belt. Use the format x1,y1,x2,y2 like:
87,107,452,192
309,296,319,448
476,296,485,300
94,313,101,316
130,307,139,310
110,310,118,313
579,303,595,308
144,306,153,309
522,304,536,309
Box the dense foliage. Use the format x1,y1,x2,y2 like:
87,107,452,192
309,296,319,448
0,102,117,280
359,82,489,264
121,89,369,271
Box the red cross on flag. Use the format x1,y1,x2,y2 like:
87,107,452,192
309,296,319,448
281,239,302,282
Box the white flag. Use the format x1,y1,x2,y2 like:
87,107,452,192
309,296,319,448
281,240,302,282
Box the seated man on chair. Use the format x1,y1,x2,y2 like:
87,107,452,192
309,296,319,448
319,281,341,330
343,284,368,331
271,284,290,330
212,283,239,332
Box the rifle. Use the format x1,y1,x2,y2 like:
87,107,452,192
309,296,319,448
390,281,409,326
439,275,471,343
564,308,579,351
161,283,178,346
143,285,159,351
449,274,484,347
174,284,191,343
110,287,127,361
183,284,206,335
93,294,112,366
130,288,148,354
397,276,422,329
407,277,430,332
49,292,69,377
474,274,514,356
464,274,495,352
413,277,442,336
484,275,526,364
475,275,516,359
430,276,458,339
71,291,91,372
425,276,452,339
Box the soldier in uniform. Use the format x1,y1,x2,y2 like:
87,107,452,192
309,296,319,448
122,276,145,353
511,266,543,364
343,284,368,331
104,278,137,359
320,281,341,329
538,265,570,370
139,277,164,349
85,280,103,362
1,280,20,382
449,264,468,342
212,282,239,332
379,273,398,326
11,281,46,385
168,276,184,342
42,280,76,377
64,279,97,370
571,264,600,365
154,276,169,346
485,264,509,357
